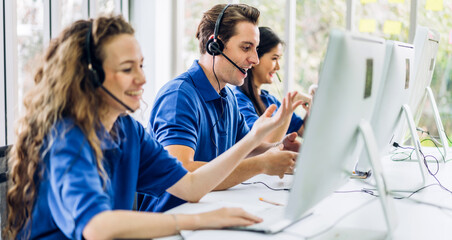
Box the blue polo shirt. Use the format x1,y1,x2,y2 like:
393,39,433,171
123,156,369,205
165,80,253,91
138,60,249,212
233,86,303,134
20,115,187,240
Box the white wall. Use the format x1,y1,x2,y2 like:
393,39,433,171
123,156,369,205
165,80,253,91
129,0,173,128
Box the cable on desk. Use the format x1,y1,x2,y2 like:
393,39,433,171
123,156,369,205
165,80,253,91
335,183,441,200
335,189,380,197
241,181,290,191
391,143,452,195
390,142,415,161
444,130,452,144
391,183,440,199
420,137,445,163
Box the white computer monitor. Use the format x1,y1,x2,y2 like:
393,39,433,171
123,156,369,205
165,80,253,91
395,26,449,160
410,26,439,118
355,40,427,191
286,30,395,235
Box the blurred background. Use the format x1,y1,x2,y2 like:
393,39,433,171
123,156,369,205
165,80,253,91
1,0,451,147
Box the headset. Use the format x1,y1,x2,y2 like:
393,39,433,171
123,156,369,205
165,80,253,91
205,4,246,75
85,21,134,112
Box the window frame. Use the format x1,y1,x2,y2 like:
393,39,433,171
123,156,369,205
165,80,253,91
1,0,6,145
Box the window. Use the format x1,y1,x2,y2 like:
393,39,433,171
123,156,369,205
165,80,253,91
0,0,5,145
241,0,286,99
417,0,452,145
355,0,411,42
294,0,346,94
16,0,44,128
183,0,228,70
60,0,85,30
93,0,116,16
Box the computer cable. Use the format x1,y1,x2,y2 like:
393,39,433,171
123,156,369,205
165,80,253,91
241,181,290,191
442,129,452,144
418,148,452,195
416,127,442,146
391,183,441,200
420,138,442,172
335,189,380,197
209,55,225,154
391,142,415,161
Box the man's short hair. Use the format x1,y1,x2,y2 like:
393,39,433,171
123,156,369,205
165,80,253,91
196,4,260,54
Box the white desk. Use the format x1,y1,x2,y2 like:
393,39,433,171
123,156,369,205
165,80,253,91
158,148,452,240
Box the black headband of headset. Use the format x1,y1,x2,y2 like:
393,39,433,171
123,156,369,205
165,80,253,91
213,4,231,41
85,21,94,67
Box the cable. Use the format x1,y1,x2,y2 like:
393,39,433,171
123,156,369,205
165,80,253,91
390,142,415,161
391,141,452,194
209,55,225,153
442,129,452,144
391,183,440,200
335,183,442,200
418,148,452,195
241,181,290,191
335,189,380,197
420,138,442,172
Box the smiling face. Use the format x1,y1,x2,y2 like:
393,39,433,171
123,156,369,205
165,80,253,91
214,21,260,87
251,43,283,88
100,34,145,116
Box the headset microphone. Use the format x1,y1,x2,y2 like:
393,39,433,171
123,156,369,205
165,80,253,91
85,22,135,112
208,42,247,74
99,86,134,112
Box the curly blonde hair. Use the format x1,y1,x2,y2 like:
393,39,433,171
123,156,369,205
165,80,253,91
5,15,134,239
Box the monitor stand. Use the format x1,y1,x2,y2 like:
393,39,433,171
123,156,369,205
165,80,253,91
396,87,450,162
425,86,450,161
388,104,428,193
358,120,396,240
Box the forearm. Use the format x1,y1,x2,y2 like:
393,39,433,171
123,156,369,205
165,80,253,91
213,156,264,190
179,133,262,200
83,210,198,240
179,156,262,191
248,141,278,157
264,118,291,143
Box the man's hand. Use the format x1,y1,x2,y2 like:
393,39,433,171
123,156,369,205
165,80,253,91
260,145,297,179
282,132,301,153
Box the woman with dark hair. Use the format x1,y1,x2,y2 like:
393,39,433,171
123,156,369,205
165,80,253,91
5,15,298,240
233,26,312,142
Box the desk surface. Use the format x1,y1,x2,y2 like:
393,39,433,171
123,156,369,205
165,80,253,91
158,147,452,240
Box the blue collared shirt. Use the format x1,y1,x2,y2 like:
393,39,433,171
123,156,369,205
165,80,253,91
138,60,249,212
233,86,304,134
21,115,187,240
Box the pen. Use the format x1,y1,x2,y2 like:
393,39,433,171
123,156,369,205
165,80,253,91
259,197,284,206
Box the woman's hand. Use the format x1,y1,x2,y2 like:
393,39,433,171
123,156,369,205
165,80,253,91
250,92,303,140
295,91,312,113
195,207,262,229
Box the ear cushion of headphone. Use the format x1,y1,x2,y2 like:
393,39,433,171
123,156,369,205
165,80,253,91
89,60,105,88
206,38,224,56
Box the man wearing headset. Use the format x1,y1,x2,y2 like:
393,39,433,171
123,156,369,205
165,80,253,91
138,4,303,213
